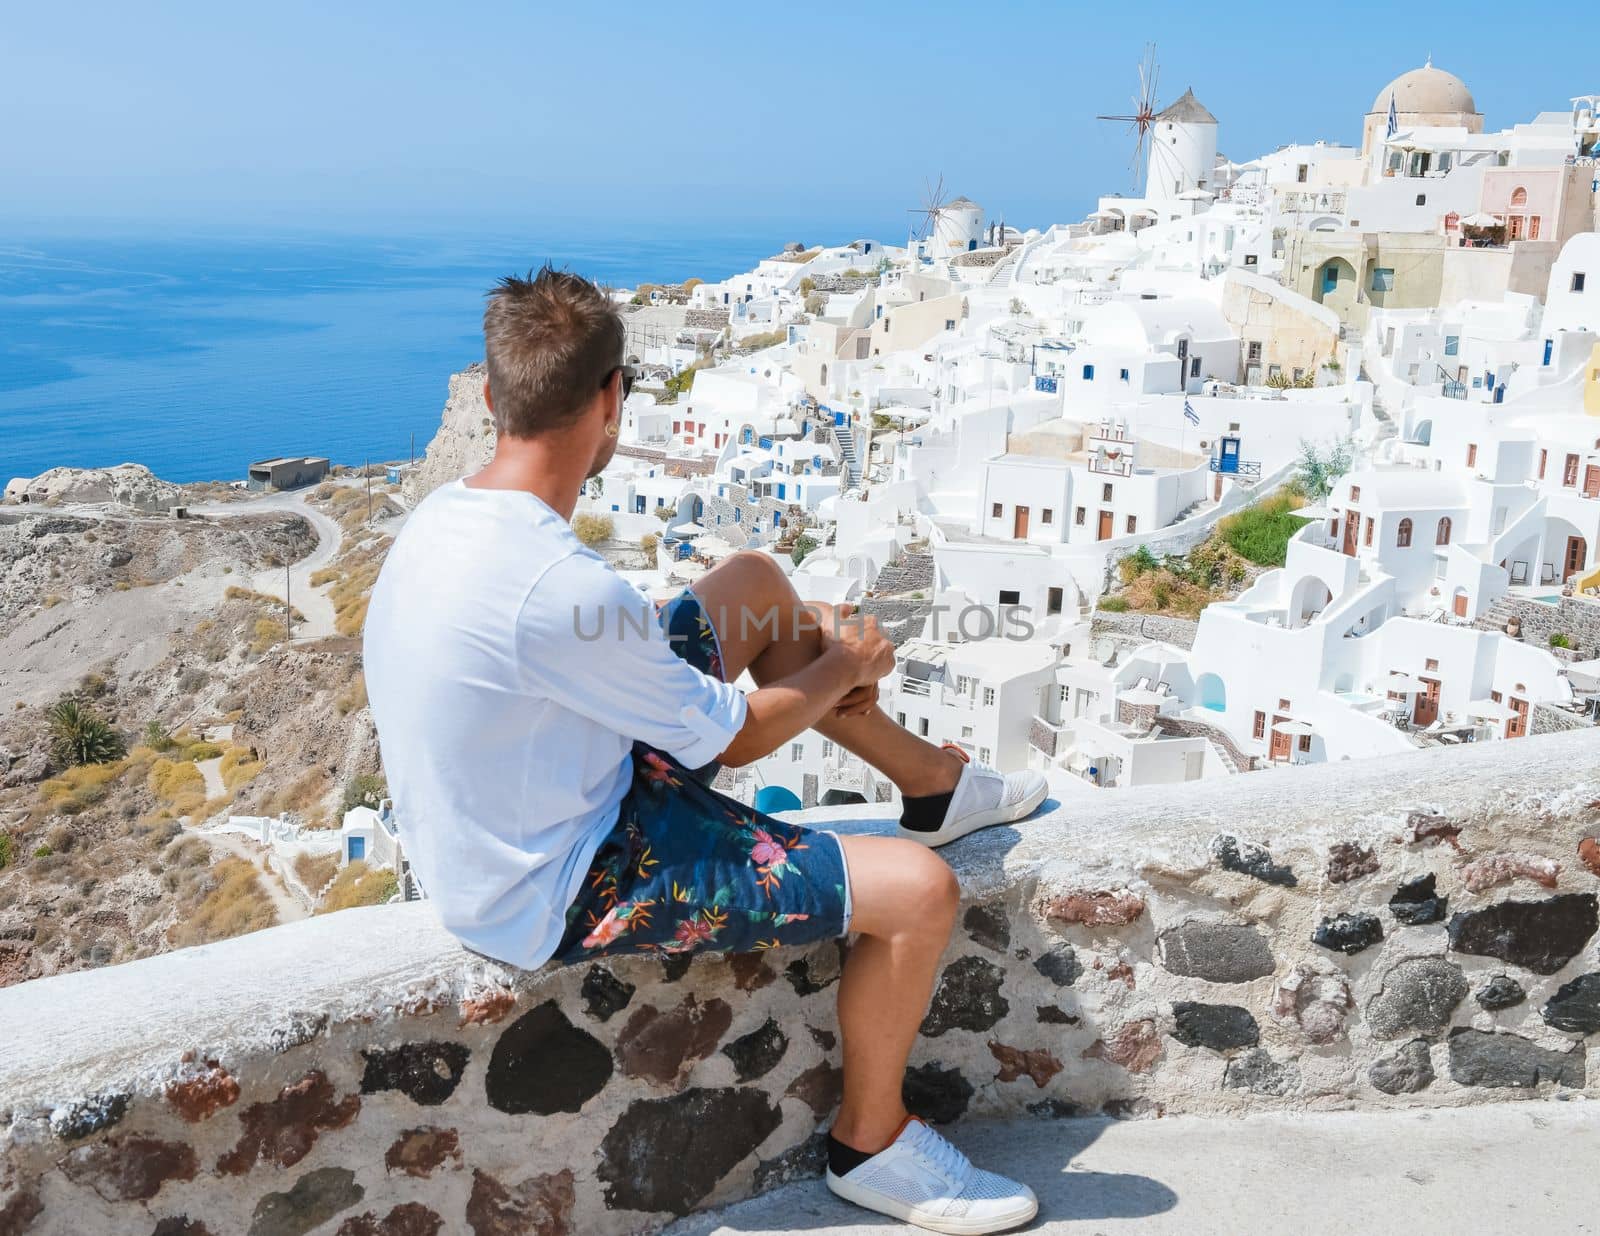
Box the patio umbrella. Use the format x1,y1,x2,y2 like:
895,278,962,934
1119,687,1167,707
1459,212,1499,228
1566,658,1600,693
1294,503,1338,521
1272,719,1316,736
1466,699,1515,721
1384,672,1425,695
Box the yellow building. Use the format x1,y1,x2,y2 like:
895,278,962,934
1585,341,1600,417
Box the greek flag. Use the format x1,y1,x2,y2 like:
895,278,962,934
1183,399,1200,426
1386,92,1398,140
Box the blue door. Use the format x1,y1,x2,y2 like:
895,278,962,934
347,836,365,862
1543,339,1554,366
777,483,786,500
1220,437,1241,473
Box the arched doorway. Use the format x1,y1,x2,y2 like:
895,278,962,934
1288,576,1333,626
1312,257,1357,310
1196,673,1226,713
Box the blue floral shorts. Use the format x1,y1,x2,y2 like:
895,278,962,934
551,590,852,962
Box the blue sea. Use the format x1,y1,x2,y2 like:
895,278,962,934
0,229,790,484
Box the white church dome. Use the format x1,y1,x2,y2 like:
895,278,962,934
1369,63,1476,116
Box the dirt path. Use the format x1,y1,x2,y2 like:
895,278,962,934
189,488,344,640
194,827,309,925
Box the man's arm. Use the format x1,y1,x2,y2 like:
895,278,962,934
717,612,893,767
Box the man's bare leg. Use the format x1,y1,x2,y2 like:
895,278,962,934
691,552,963,797
690,553,962,1151
830,833,959,1152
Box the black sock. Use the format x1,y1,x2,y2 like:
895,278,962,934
899,788,955,833
827,1132,877,1176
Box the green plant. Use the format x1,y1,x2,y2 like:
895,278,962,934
0,834,10,869
791,533,819,566
1550,633,1573,649
47,698,125,767
1292,437,1354,500
572,513,614,547
1119,546,1159,584
1217,492,1311,567
1098,595,1131,613
342,773,388,814
142,720,175,752
31,845,50,860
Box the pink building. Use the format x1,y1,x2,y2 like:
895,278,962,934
1474,166,1593,246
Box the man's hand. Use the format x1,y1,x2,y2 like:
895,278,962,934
833,681,879,718
819,603,894,688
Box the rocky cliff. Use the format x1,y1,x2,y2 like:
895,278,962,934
3,464,183,513
402,363,494,505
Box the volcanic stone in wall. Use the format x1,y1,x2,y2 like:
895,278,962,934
465,1167,575,1236
1368,1040,1435,1095
151,1218,214,1236
785,941,844,996
616,994,734,1085
336,1202,445,1236
1326,842,1379,884
61,1135,199,1203
903,1061,975,1125
920,956,1009,1036
248,1167,364,1236
754,1134,829,1193
785,1061,844,1117
49,1092,129,1140
963,903,1011,952
1541,972,1600,1034
1447,1028,1586,1088
1446,893,1598,975
1312,912,1384,955
486,1001,613,1115
384,1127,462,1178
1476,975,1527,1010
598,1088,782,1214
1033,944,1082,987
722,1017,790,1082
1158,922,1275,983
581,965,636,1022
218,1072,360,1175
1365,958,1469,1040
1212,835,1297,886
360,1042,469,1106
1170,1002,1259,1051
1222,1049,1300,1097
1389,873,1448,926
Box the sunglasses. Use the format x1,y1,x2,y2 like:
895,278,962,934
604,365,637,399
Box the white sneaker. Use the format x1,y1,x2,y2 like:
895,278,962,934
826,1118,1039,1234
898,747,1048,848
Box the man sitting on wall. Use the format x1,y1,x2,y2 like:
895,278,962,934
365,266,1048,1235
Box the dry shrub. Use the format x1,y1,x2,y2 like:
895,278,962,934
251,617,286,653
316,861,398,914
1122,568,1213,617
267,766,331,822
39,760,129,812
293,851,339,893
219,747,264,792
169,857,277,947
183,741,224,761
148,758,204,815
334,672,367,716
571,513,614,547
309,566,340,587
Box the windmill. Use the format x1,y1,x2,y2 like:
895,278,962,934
907,174,951,245
1096,43,1161,188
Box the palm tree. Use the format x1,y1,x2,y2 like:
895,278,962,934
48,698,125,767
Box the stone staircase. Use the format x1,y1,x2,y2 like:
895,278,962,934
1473,594,1520,635
832,421,862,487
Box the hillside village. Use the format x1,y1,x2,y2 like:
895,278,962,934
4,62,1600,977
408,62,1600,812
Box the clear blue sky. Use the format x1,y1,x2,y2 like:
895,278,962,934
5,1,1593,240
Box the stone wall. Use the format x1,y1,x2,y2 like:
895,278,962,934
1091,611,1201,651
1475,594,1600,660
868,550,933,598
3,731,1600,1234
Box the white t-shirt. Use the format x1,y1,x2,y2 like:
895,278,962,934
363,480,748,968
